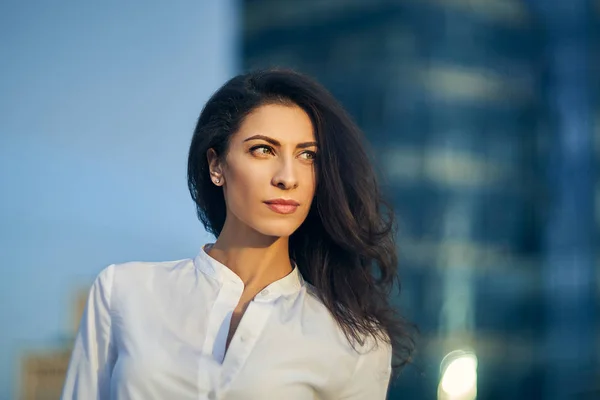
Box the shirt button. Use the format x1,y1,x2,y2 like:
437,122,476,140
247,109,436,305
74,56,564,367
260,289,269,296
208,391,216,400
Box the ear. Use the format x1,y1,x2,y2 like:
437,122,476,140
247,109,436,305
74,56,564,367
207,148,224,186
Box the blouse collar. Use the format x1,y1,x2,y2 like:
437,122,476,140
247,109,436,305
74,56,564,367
194,244,304,300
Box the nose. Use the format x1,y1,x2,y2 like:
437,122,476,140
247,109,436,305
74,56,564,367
271,157,298,190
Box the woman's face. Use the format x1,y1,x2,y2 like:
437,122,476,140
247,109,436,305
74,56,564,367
209,103,318,238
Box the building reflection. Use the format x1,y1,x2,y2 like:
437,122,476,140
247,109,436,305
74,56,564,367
242,0,599,398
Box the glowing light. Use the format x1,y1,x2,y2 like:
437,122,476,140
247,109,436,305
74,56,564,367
438,350,478,400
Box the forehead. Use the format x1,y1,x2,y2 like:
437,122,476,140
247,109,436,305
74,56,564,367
234,103,315,143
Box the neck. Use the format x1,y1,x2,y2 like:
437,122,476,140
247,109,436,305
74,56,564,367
207,218,293,291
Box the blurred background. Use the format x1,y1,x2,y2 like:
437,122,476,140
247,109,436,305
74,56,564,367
1,1,599,399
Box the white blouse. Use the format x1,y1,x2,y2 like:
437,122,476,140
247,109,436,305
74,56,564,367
61,246,392,399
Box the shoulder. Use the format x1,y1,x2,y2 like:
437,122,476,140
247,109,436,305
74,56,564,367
297,283,389,359
92,258,195,304
108,258,193,281
337,335,393,398
295,283,392,395
354,335,393,373
297,283,344,335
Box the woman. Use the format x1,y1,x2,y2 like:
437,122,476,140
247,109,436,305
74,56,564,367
61,69,414,399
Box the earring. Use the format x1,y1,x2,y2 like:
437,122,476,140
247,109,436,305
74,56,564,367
214,177,221,185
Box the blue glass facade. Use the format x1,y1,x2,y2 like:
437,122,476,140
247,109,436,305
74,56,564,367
242,1,599,398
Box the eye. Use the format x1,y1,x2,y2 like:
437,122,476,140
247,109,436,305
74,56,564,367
299,151,317,161
250,145,275,156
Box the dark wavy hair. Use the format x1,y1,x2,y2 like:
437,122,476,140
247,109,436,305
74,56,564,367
187,68,415,370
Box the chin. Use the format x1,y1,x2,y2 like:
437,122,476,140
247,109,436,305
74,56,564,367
252,220,302,238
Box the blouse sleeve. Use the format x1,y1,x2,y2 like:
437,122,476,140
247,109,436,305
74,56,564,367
338,339,393,399
61,265,116,400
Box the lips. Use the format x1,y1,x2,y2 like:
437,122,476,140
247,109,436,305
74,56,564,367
264,199,300,215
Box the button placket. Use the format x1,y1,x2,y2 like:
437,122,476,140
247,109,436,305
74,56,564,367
202,282,243,355
219,300,273,391
198,280,243,394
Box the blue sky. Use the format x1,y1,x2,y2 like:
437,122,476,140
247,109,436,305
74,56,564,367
0,2,238,397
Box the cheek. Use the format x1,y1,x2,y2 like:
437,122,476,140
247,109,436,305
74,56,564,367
223,159,316,223
223,163,266,211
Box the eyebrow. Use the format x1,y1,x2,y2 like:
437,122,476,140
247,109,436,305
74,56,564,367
243,134,318,149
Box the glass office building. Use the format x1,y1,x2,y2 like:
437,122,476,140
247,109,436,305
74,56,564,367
242,1,598,399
